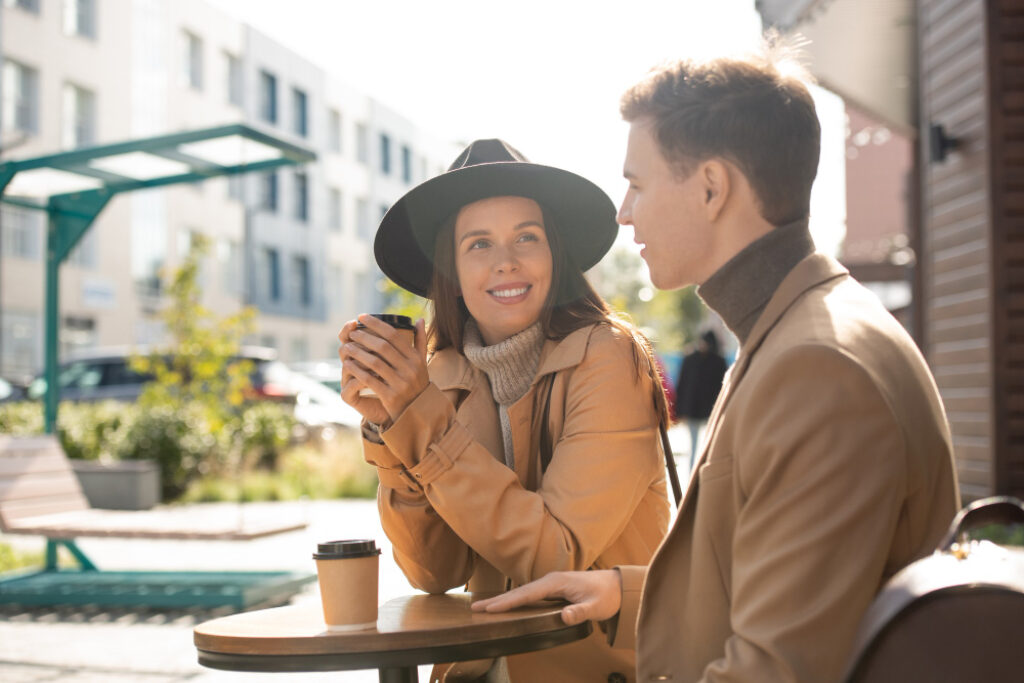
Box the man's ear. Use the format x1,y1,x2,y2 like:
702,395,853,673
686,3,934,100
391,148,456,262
701,159,730,222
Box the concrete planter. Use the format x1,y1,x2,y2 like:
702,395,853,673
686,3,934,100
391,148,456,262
71,460,161,510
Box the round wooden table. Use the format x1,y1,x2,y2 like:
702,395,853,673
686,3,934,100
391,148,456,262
194,592,592,682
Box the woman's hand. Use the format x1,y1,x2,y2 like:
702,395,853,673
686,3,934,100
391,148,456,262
338,314,429,423
471,569,623,626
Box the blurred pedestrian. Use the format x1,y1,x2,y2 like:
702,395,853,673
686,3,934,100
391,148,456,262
674,329,727,469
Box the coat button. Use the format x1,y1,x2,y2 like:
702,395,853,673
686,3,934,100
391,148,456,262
608,674,626,683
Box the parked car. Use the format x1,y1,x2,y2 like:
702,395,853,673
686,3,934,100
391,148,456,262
0,376,27,403
288,359,342,393
25,346,360,428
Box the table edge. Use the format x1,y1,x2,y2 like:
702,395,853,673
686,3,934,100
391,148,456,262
196,619,593,673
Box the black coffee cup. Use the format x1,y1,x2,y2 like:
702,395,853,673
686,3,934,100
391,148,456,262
354,315,416,397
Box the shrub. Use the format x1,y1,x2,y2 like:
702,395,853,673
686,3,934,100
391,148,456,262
114,402,213,500
240,401,295,470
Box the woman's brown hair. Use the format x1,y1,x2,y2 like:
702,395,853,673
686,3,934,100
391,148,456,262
427,202,670,426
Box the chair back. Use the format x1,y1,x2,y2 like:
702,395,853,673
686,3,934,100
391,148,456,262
0,435,90,531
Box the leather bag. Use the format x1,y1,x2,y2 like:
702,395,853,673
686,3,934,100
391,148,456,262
842,496,1024,682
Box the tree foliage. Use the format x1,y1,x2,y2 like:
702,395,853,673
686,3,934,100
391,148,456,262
130,234,256,431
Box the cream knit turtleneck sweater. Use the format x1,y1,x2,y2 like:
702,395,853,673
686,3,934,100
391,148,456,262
462,319,545,469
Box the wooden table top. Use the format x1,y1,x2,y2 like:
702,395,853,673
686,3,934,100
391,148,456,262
194,592,592,673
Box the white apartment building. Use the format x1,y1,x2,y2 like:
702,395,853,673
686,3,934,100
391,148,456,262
0,0,456,379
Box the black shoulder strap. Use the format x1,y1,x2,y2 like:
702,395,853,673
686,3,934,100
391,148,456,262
661,420,683,506
538,375,556,474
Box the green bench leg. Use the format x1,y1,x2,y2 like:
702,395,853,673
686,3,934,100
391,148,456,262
46,539,98,571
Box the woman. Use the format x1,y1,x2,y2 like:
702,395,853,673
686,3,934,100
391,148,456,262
339,139,670,682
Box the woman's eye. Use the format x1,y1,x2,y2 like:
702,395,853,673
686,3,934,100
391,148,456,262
469,238,490,250
518,232,540,243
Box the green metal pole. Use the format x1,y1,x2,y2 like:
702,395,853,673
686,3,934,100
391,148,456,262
44,211,59,434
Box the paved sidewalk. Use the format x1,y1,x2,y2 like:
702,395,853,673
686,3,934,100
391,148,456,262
0,499,432,682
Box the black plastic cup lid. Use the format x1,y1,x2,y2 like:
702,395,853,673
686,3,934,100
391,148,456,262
356,314,415,330
313,539,381,560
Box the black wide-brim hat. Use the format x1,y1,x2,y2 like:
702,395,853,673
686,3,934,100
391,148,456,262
374,139,618,298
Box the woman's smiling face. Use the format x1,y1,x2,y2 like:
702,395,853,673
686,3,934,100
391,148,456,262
453,195,553,346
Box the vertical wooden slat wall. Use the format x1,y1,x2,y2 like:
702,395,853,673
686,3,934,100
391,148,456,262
919,0,994,501
988,0,1024,497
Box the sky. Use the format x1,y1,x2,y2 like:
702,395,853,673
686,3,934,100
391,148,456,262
204,0,845,255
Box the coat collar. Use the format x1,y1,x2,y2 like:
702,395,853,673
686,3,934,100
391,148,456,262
428,325,595,392
730,252,848,383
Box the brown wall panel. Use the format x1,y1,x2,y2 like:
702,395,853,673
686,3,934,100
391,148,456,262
920,0,994,499
988,0,1024,497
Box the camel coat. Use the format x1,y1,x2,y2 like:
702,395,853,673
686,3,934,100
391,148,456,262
611,254,960,682
363,323,671,682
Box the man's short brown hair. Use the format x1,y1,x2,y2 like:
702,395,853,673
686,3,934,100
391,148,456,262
621,41,821,226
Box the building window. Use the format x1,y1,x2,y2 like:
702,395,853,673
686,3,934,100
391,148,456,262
217,238,243,296
1,206,42,260
294,171,309,222
292,255,311,306
67,226,98,269
401,144,412,184
226,174,243,201
1,311,41,381
259,171,278,212
356,122,369,164
292,87,308,138
224,51,242,107
379,133,391,175
259,70,277,124
5,0,41,13
328,188,342,232
264,247,281,301
183,31,203,90
63,0,97,39
61,82,96,149
327,264,343,312
328,109,341,153
2,59,39,135
356,197,370,239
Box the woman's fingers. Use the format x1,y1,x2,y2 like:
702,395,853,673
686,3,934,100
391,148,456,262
472,575,563,613
471,570,622,626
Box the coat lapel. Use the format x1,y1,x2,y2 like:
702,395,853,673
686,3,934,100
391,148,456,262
676,253,849,512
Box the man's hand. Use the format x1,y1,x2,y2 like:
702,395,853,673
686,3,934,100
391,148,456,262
471,570,622,626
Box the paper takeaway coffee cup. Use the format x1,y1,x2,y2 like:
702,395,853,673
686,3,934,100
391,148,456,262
356,314,416,397
313,539,381,632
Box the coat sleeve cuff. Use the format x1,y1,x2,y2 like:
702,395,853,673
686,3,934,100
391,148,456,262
362,428,404,469
607,564,646,650
379,382,457,469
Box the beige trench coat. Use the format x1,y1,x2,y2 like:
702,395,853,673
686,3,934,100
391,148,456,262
363,323,671,682
612,254,960,682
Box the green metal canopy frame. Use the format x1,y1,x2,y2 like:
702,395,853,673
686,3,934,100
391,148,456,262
0,123,315,433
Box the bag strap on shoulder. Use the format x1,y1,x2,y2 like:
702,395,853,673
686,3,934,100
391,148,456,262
537,373,683,506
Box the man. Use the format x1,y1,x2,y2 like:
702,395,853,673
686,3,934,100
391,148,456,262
474,42,960,682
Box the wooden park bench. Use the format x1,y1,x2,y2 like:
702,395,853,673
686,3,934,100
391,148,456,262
0,435,315,610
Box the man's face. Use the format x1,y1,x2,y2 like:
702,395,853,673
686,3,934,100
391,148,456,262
617,118,716,290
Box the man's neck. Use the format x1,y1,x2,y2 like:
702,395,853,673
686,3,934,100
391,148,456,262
698,218,815,346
